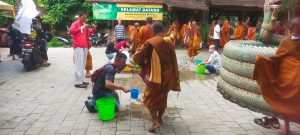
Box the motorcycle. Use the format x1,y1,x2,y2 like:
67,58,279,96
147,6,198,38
21,32,52,71
89,32,108,47
21,39,43,71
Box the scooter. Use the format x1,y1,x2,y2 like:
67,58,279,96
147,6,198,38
21,39,43,71
89,32,108,47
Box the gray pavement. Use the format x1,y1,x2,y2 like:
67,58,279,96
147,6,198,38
0,47,299,135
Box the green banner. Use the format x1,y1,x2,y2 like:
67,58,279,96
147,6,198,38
93,3,163,20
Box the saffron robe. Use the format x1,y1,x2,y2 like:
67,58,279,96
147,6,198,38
220,19,229,47
133,35,180,114
253,38,300,123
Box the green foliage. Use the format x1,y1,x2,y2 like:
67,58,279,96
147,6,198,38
201,24,209,42
1,0,16,5
282,0,297,12
42,0,92,25
47,38,66,47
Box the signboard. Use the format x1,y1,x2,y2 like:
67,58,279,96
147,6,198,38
93,3,163,20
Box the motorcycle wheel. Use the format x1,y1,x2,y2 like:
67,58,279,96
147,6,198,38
23,54,33,71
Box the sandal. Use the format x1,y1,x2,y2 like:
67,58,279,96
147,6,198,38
254,117,271,129
269,117,280,129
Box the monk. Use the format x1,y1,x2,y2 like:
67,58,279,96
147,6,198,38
187,21,202,62
133,22,180,133
253,17,300,135
245,21,256,40
220,19,230,47
128,25,135,35
180,22,190,47
233,21,245,40
167,20,179,46
130,22,139,54
138,17,153,50
208,20,216,47
85,41,93,77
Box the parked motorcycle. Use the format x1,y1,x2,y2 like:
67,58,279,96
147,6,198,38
21,31,52,71
89,32,108,47
21,39,43,71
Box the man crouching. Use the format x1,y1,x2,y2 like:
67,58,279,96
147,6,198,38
85,53,129,113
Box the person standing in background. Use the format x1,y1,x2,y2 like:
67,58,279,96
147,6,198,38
70,12,95,88
233,21,245,40
246,21,256,40
130,22,140,54
213,20,221,50
115,19,125,43
85,40,93,78
138,17,153,49
220,18,230,47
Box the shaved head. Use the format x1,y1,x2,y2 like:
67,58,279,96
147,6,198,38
152,22,165,36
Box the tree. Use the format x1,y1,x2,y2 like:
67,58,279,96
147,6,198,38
41,0,93,31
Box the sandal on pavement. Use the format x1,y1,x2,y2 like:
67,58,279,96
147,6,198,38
254,117,271,129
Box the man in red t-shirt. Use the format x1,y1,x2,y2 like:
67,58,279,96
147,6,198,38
70,12,95,88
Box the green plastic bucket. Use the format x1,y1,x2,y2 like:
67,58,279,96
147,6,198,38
95,97,116,121
195,64,206,74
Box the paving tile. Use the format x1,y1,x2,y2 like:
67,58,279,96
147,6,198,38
0,48,299,134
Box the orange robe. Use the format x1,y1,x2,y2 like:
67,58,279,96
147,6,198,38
138,25,153,48
187,26,202,58
233,25,245,40
86,44,92,70
246,27,256,40
128,26,135,36
220,19,229,47
180,24,189,47
253,38,300,123
133,35,180,119
207,24,215,46
167,24,178,46
130,28,139,53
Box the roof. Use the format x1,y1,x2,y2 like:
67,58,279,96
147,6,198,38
0,1,14,11
85,0,209,10
209,0,264,8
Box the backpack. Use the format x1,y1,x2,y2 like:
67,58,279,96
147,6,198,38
91,64,114,83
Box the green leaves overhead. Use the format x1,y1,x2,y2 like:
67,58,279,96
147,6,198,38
42,0,91,25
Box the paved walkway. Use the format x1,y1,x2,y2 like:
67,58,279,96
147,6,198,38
0,47,299,135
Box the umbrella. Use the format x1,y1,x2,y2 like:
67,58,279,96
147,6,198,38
0,1,15,17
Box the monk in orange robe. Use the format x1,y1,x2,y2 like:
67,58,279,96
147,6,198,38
220,19,229,47
187,21,202,62
128,25,135,36
138,17,153,50
246,27,256,40
245,21,256,40
253,17,300,135
233,21,245,40
208,20,216,47
85,41,92,77
130,23,139,54
167,20,180,46
133,22,180,133
180,23,189,47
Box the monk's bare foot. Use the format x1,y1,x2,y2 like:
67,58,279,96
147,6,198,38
148,121,160,133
